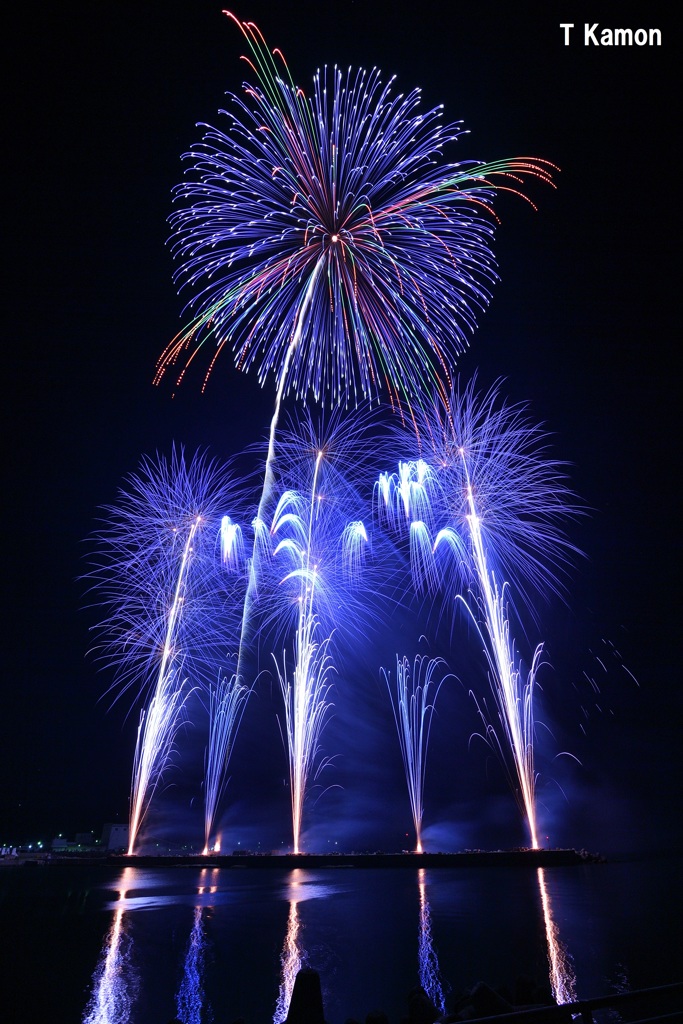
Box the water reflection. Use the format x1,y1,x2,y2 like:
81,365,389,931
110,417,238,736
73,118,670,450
417,868,446,1012
83,868,138,1024
537,867,576,1005
72,861,653,1023
176,907,211,1024
175,868,218,1024
274,871,306,1024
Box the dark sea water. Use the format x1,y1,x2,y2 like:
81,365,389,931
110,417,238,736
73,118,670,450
2,855,680,1023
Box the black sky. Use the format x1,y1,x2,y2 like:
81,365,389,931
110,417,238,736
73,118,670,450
3,1,679,854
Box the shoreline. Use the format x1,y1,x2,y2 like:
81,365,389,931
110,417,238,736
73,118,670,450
6,847,605,869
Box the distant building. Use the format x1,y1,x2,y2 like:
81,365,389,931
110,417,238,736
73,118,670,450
101,823,129,851
51,832,100,853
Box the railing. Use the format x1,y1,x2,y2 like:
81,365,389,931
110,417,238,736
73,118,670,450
458,982,682,1024
285,971,681,1024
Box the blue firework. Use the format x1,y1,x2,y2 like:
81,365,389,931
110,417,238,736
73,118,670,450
157,14,554,409
85,447,249,852
85,446,246,706
380,377,582,609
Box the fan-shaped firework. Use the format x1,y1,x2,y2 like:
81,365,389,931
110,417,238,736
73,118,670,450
257,409,388,851
203,670,249,855
85,447,248,852
376,380,581,846
382,654,449,853
157,13,554,411
384,378,582,609
86,447,245,702
256,406,386,634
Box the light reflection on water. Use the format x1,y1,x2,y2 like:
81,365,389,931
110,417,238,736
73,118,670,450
85,867,565,1022
174,868,220,1024
537,867,576,1005
106,892,231,911
176,905,210,1024
278,869,345,904
273,868,347,1022
82,867,138,1024
274,898,303,1023
417,868,447,1012
86,866,346,1024
70,859,680,1023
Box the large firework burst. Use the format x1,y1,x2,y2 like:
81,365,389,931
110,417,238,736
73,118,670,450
157,14,554,411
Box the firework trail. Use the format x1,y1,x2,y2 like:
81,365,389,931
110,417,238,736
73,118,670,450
203,670,249,855
442,520,544,849
201,512,251,854
128,666,193,855
128,513,201,855
274,618,333,856
382,655,448,853
379,380,579,847
86,447,245,853
263,410,388,851
421,378,581,609
157,13,554,699
436,438,543,848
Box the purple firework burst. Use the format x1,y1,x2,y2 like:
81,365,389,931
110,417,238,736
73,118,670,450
157,14,554,410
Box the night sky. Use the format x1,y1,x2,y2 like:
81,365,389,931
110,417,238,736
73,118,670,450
4,1,679,856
